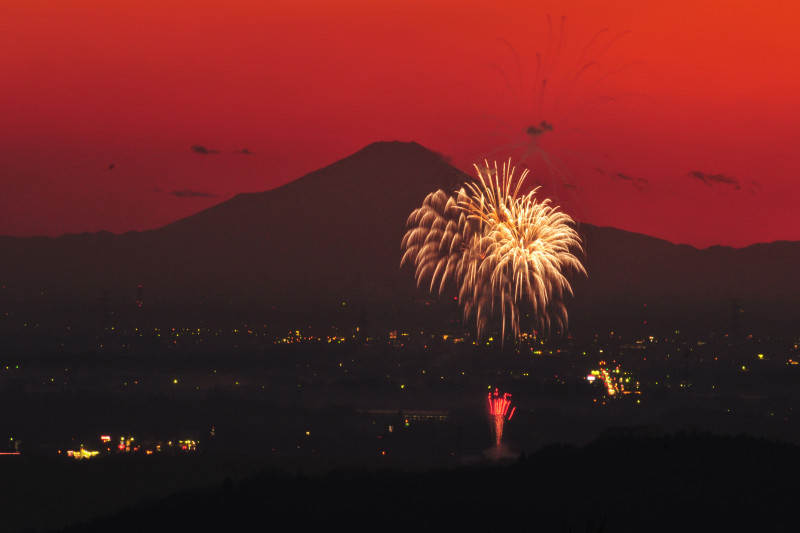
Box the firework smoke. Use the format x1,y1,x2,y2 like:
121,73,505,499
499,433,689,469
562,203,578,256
402,160,585,340
487,388,515,447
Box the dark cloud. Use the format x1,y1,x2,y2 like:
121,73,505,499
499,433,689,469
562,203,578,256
561,183,577,189
688,171,740,188
170,189,217,198
190,145,219,155
597,168,648,190
108,163,115,170
526,120,554,137
630,176,649,191
236,148,254,155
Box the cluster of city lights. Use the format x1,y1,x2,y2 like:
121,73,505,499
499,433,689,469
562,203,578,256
587,361,640,400
60,435,199,459
275,330,348,345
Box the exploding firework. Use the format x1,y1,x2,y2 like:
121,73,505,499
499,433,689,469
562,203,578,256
401,160,585,340
487,388,515,447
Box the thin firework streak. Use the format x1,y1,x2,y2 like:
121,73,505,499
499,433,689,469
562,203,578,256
472,16,645,223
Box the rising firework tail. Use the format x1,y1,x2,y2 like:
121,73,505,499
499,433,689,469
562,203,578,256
402,159,585,341
487,388,516,447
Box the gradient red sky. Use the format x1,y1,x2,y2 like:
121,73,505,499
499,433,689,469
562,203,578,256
2,0,798,247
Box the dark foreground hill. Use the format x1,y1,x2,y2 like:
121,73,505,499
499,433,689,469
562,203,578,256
1,141,798,335
53,432,799,533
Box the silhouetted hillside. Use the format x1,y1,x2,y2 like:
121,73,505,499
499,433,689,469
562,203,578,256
572,225,800,334
1,141,798,334
54,432,800,533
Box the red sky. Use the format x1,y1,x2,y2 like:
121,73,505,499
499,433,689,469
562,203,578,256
1,0,798,248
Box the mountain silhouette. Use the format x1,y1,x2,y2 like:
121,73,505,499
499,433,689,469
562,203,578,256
0,141,797,335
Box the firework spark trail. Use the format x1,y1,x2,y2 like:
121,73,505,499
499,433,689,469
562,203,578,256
402,160,585,341
487,389,516,447
475,18,644,224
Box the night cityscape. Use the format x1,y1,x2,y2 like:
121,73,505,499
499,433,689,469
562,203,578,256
2,1,799,532
2,290,799,530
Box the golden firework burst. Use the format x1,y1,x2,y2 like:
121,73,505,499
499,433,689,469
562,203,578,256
402,160,585,340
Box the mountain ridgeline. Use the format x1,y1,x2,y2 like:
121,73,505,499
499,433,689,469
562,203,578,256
1,142,798,336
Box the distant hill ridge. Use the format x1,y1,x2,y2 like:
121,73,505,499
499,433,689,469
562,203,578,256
1,141,798,333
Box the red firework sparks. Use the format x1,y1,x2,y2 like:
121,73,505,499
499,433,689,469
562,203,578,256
487,388,516,447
